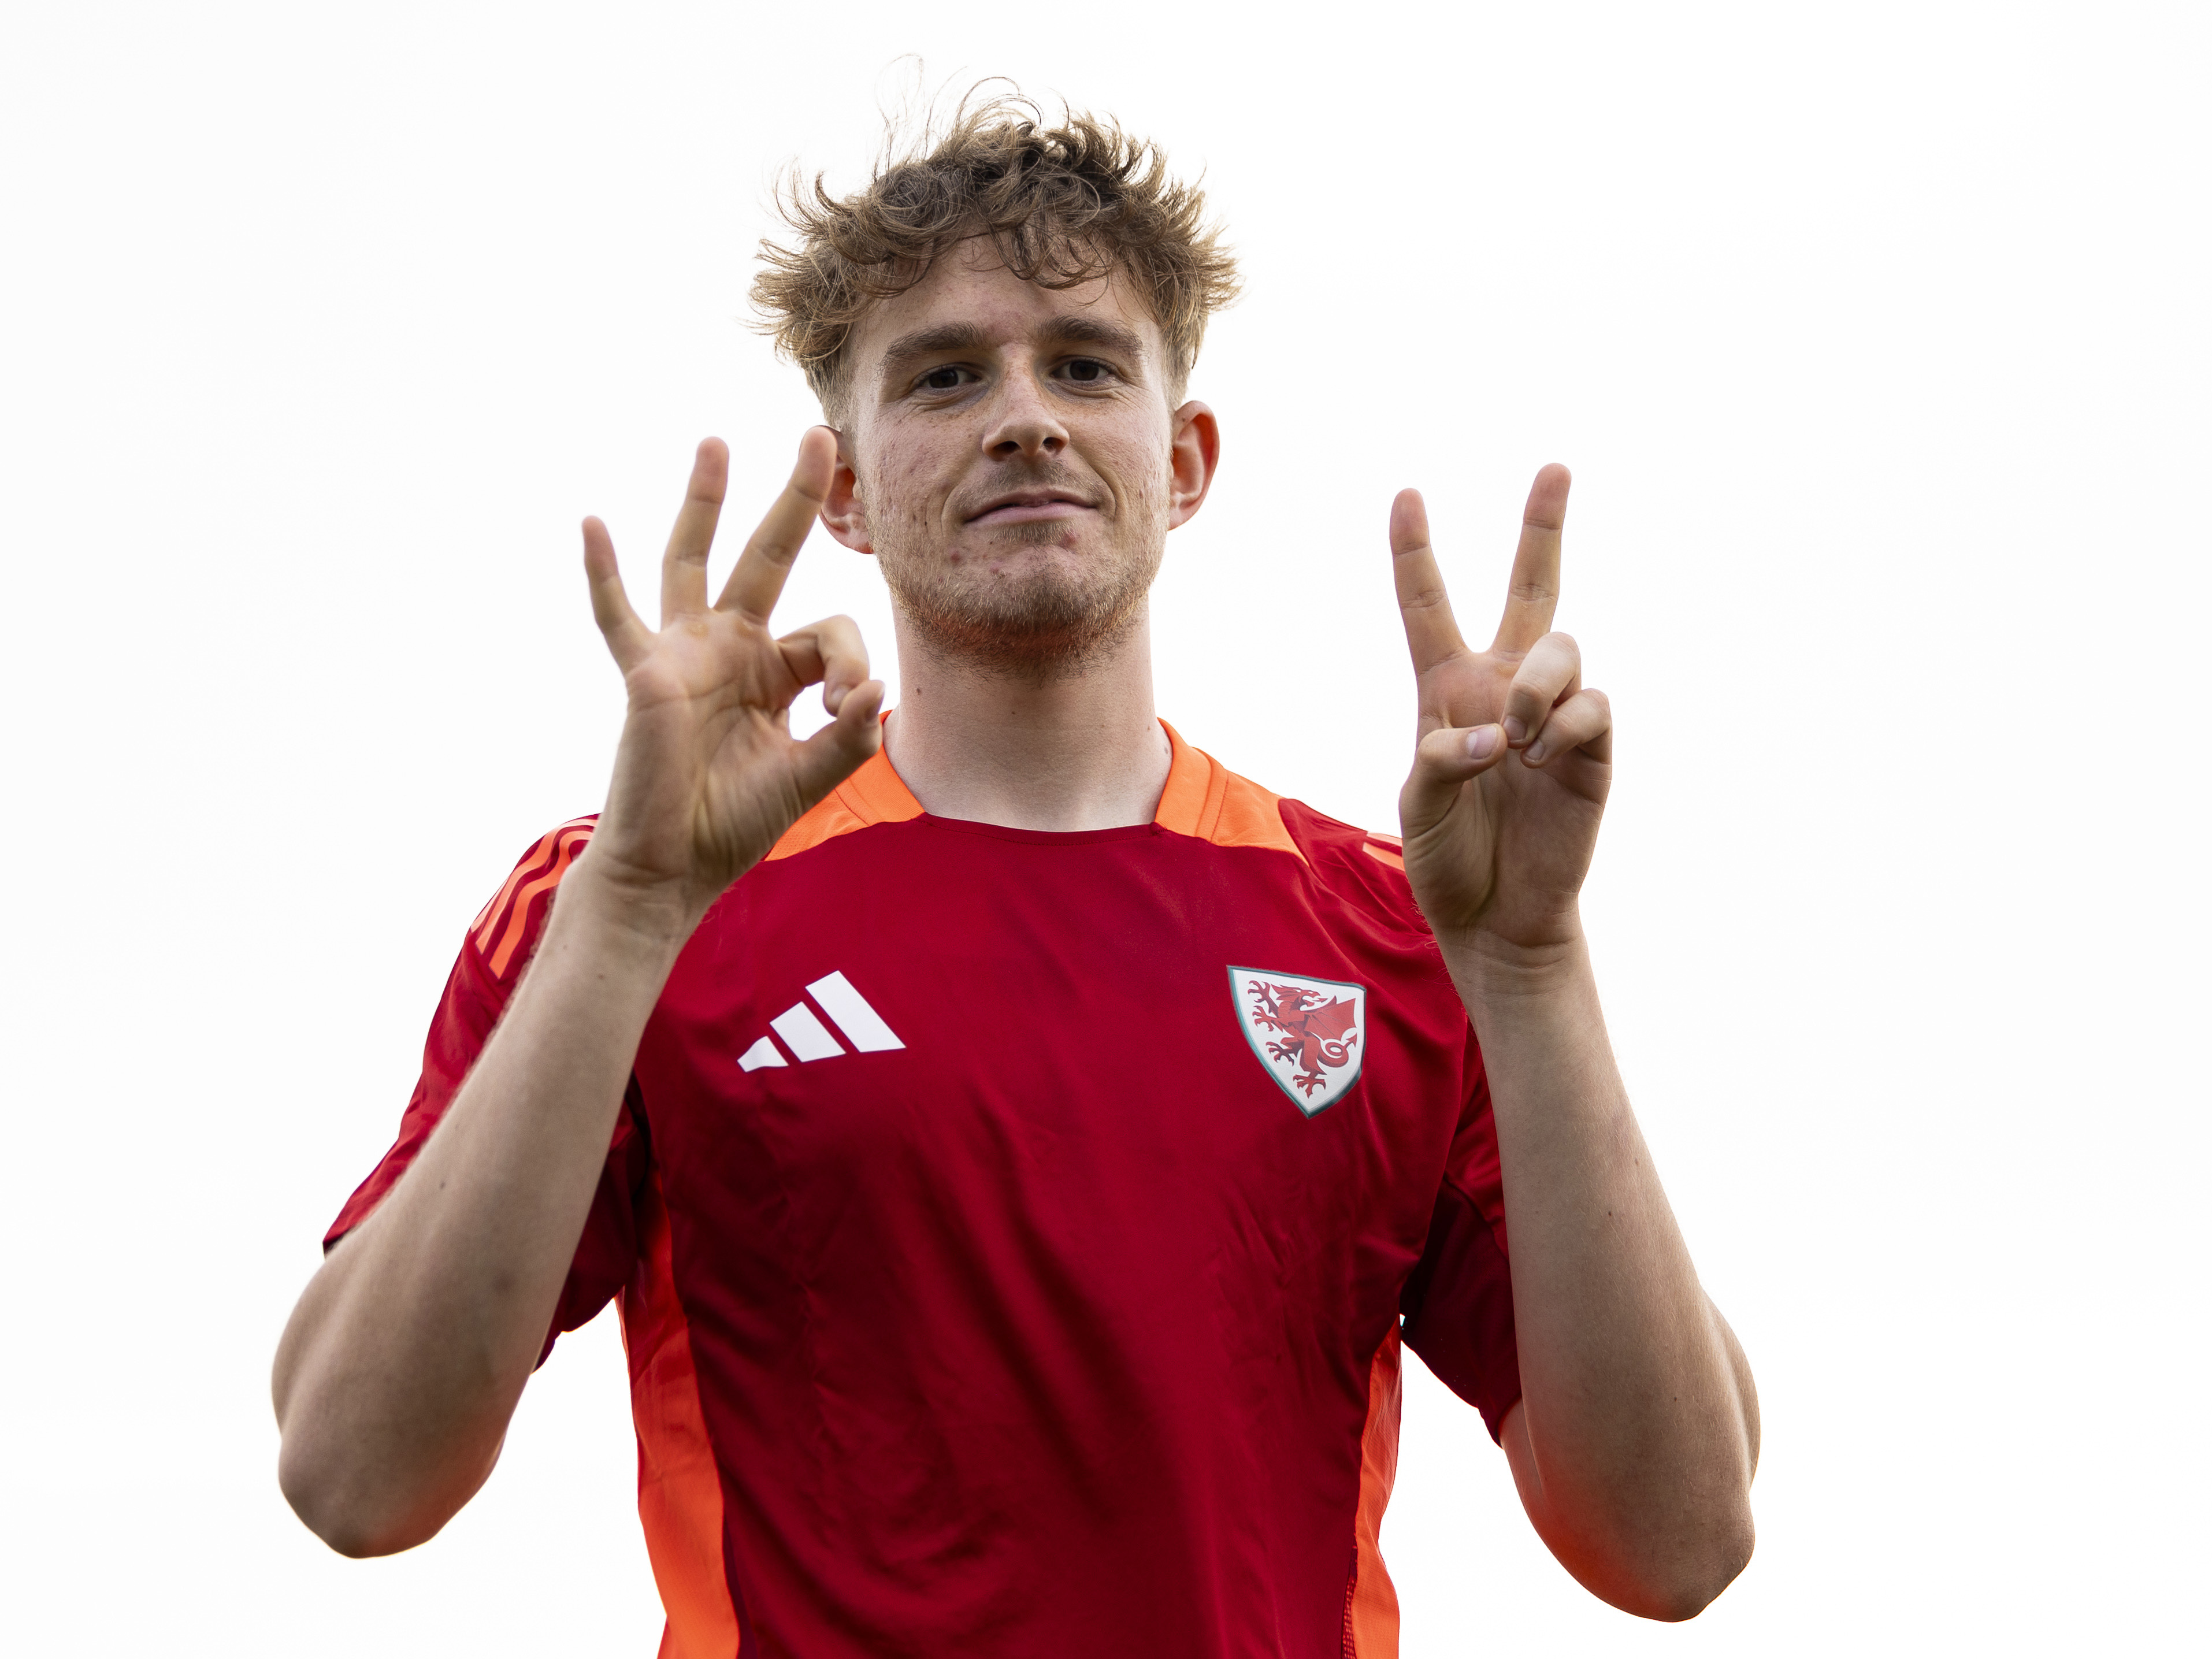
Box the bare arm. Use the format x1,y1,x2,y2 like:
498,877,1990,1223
1391,473,1757,1619
1462,947,1758,1619
272,433,883,1556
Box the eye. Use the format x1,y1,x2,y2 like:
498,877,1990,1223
918,365,971,393
1062,357,1113,384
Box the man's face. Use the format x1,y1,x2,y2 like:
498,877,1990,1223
820,239,1218,679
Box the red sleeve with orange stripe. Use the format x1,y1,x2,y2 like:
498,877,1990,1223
324,818,649,1360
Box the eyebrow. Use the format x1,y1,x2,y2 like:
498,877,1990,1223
875,316,1150,385
1041,316,1148,363
877,322,991,381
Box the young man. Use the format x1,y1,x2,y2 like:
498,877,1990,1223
274,105,1758,1657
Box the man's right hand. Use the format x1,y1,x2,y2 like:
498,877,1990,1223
580,428,884,931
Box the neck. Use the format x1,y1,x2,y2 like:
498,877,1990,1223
884,608,1172,832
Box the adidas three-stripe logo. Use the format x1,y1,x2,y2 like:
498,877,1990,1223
738,971,905,1071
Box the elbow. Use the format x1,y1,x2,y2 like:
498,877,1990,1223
306,1515,420,1562
277,1435,451,1560
1609,1504,1756,1623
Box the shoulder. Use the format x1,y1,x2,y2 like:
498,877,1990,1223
1275,797,1434,939
1157,725,1430,937
465,815,599,983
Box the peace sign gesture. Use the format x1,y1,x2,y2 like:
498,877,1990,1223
1391,466,1613,955
579,430,885,929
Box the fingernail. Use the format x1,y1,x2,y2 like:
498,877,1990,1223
1502,716,1528,745
1467,726,1501,760
1524,740,1547,764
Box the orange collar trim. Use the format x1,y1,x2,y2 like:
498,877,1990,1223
1152,720,1223,837
765,717,1301,862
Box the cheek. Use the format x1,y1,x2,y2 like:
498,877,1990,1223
1114,434,1175,514
1085,415,1170,502
858,437,939,529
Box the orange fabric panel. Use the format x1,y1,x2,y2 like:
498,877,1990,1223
1154,723,1307,862
1150,719,1222,838
622,1173,741,1658
764,745,923,862
838,736,925,823
1348,1328,1404,1659
1211,771,1304,860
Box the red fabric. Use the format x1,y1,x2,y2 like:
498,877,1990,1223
327,743,1519,1658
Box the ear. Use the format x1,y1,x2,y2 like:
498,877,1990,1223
817,428,875,555
1166,401,1220,531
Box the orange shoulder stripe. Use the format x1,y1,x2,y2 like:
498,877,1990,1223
1154,722,1305,862
470,816,597,946
483,823,594,978
470,828,560,941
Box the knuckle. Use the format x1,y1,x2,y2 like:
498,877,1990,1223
1398,579,1450,613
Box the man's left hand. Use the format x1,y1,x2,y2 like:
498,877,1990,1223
1391,465,1611,956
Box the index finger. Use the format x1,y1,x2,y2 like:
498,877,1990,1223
1391,488,1472,679
715,427,838,623
1491,463,1571,654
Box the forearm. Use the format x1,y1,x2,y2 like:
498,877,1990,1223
1443,925,1757,1617
272,858,691,1555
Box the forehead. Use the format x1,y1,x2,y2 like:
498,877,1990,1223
846,238,1163,377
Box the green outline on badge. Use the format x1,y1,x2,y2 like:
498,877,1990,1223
1226,966,1367,1118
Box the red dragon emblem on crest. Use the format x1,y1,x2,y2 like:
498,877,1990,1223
1245,978,1362,1098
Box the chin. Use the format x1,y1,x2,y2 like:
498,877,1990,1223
886,552,1160,682
962,519,1095,558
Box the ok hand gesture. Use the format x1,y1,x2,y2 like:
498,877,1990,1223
1392,466,1612,956
581,430,885,929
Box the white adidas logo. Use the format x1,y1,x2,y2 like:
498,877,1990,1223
737,971,905,1071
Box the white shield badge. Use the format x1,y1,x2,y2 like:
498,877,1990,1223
1227,967,1368,1116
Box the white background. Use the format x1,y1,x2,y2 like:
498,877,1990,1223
2,2,2205,1653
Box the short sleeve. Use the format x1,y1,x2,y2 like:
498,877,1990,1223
1399,1029,1522,1442
324,816,647,1361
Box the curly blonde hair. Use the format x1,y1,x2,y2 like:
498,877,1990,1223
751,92,1241,424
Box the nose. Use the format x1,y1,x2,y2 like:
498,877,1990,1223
980,359,1068,462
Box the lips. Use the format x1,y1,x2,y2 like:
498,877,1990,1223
964,490,1097,526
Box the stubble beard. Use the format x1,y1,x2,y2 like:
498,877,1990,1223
877,517,1164,684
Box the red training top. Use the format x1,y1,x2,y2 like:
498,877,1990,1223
329,723,1519,1659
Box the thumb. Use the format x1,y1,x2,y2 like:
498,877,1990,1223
1400,723,1506,834
787,680,886,806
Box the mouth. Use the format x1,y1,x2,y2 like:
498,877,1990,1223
963,490,1097,526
